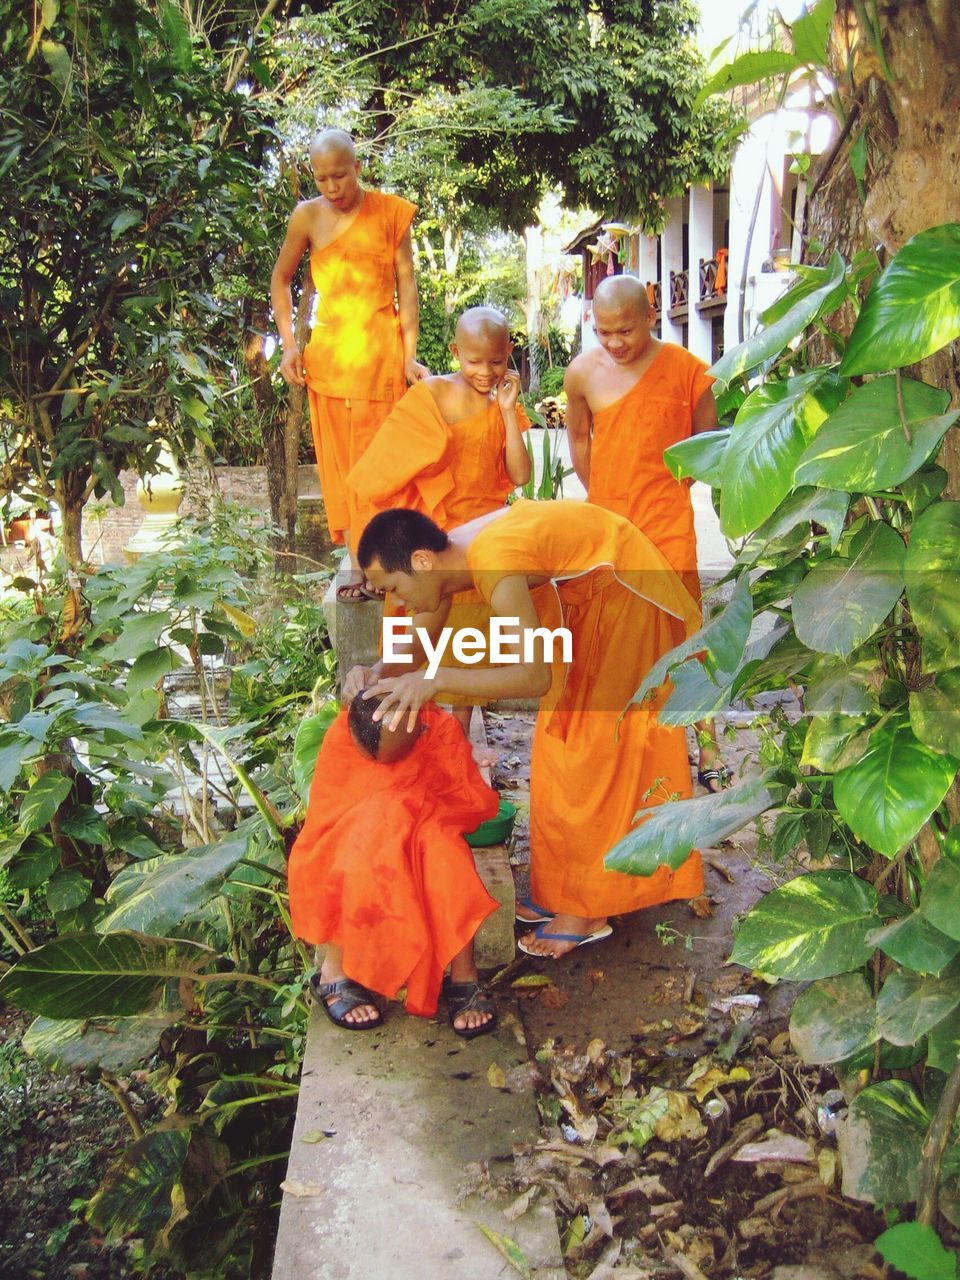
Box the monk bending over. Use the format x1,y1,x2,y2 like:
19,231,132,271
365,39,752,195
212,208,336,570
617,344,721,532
348,305,531,748
271,128,428,598
565,274,729,791
288,694,499,1036
350,501,704,961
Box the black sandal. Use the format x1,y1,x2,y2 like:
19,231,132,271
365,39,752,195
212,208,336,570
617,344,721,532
697,764,732,792
310,975,382,1030
442,980,498,1040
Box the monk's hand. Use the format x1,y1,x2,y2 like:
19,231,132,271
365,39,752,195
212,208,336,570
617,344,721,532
365,671,433,733
342,664,376,705
496,370,521,412
405,357,430,384
279,346,306,387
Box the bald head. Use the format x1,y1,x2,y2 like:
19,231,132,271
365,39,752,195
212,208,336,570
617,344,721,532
348,692,422,764
593,275,650,318
310,128,357,161
454,306,510,346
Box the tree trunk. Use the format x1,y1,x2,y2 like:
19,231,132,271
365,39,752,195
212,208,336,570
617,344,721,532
524,225,543,396
54,473,86,569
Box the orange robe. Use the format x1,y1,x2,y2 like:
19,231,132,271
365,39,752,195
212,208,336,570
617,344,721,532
589,344,714,599
347,382,530,703
301,189,417,546
466,500,704,917
288,704,499,1016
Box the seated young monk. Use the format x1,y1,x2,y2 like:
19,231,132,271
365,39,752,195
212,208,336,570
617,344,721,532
349,501,704,960
347,305,531,746
287,694,500,1036
565,274,729,791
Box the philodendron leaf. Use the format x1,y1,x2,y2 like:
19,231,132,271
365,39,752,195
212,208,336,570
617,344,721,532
920,857,960,942
19,769,72,833
834,715,958,857
911,670,960,757
837,1079,929,1204
876,969,960,1046
23,1011,177,1075
927,1006,960,1073
658,660,737,727
719,370,847,538
867,913,960,977
789,971,879,1064
841,223,960,375
96,611,172,663
0,932,214,1017
664,429,729,484
728,869,878,980
632,576,752,707
792,521,905,658
874,1223,958,1280
605,771,787,876
709,252,845,390
293,701,339,803
795,377,956,492
98,831,250,935
905,500,960,670
738,486,849,567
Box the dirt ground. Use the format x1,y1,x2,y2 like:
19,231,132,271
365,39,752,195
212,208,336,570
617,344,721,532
482,707,889,1280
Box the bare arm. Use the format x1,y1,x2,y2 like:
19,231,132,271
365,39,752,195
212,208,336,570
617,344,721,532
270,205,312,387
365,575,553,731
692,386,719,434
395,230,429,383
497,372,532,486
564,361,593,488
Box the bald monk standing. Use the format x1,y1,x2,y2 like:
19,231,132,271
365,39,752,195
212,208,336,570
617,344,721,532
271,128,428,598
565,275,729,789
351,501,704,959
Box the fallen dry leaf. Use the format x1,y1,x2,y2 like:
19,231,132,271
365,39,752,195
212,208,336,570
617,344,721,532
688,894,714,919
587,1038,606,1063
279,1179,325,1197
502,1187,538,1222
654,1091,706,1143
607,1173,670,1203
487,1062,507,1089
540,984,570,1010
732,1133,815,1164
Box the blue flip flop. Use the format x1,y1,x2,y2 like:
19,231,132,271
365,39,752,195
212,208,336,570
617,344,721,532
514,896,555,924
517,921,613,957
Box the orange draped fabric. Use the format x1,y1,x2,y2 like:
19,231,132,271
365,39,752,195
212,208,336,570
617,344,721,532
588,345,714,599
348,381,531,705
466,500,704,918
288,704,499,1017
301,190,417,545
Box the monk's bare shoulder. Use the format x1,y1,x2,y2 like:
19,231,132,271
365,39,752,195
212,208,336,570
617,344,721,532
422,374,458,419
565,347,606,396
287,196,336,247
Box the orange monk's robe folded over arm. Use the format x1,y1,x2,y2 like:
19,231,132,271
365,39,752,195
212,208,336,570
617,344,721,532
287,704,499,1017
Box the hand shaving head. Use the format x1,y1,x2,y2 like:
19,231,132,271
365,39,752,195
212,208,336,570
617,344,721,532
348,692,422,763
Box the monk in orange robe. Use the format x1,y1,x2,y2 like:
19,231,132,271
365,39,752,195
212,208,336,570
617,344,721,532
271,128,428,598
352,501,704,960
288,696,499,1034
565,274,729,789
347,306,531,741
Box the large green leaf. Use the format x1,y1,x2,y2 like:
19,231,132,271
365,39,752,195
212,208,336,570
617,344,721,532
694,49,802,110
905,501,960,670
719,370,846,538
605,771,787,876
927,1006,960,1073
791,521,905,658
0,932,214,1017
875,1223,959,1280
794,377,955,491
19,770,72,833
709,254,845,391
293,701,339,803
23,1011,177,1074
663,429,729,485
867,913,960,977
789,972,879,1063
728,870,878,980
632,577,752,706
834,716,958,857
841,224,960,375
911,671,960,757
800,713,872,774
0,731,38,792
876,970,960,1046
96,611,173,662
804,654,879,717
738,486,849,567
657,660,736,727
920,858,960,942
126,645,183,696
98,832,249,935
838,1079,930,1203
789,0,834,65
46,868,92,914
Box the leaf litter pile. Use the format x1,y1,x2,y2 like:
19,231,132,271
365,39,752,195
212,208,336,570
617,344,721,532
464,982,886,1280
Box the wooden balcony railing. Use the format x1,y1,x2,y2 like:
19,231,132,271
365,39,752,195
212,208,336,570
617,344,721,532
697,249,729,313
668,269,689,319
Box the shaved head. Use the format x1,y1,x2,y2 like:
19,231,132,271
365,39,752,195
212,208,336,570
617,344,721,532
593,275,649,317
454,306,510,346
310,128,357,161
348,692,421,763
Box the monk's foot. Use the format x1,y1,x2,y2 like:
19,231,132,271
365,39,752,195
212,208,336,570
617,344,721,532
697,749,733,794
311,971,382,1029
335,572,383,602
517,914,611,959
443,979,497,1039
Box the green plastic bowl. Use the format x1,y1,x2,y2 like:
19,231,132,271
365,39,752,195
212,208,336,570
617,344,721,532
465,798,516,847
